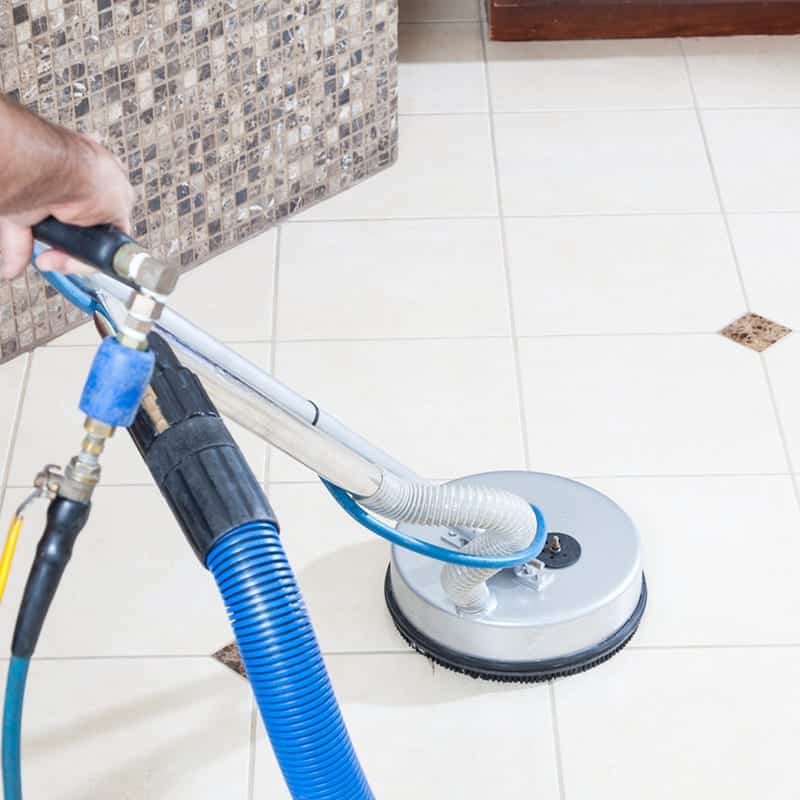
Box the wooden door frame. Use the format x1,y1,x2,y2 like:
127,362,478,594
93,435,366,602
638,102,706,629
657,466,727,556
489,1,800,41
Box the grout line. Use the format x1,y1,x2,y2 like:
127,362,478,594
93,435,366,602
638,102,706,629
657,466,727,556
247,700,258,800
759,354,800,483
516,331,718,340
629,642,800,651
548,683,568,800
573,471,792,480
399,18,482,29
480,21,532,471
400,107,800,117
7,470,794,493
400,107,696,116
396,106,800,118
275,333,507,344
273,331,720,344
0,353,33,515
264,226,282,485
265,471,798,487
44,338,275,349
14,643,800,662
319,649,424,658
724,210,800,216
3,481,155,490
23,654,221,662
674,105,800,112
679,40,749,309
399,17,481,25
506,211,719,219
680,39,800,509
397,110,489,118
284,210,800,225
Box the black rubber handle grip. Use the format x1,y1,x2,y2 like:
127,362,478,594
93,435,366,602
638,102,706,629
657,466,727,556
11,496,91,659
32,216,134,275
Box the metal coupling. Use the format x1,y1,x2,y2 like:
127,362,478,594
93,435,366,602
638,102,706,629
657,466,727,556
57,417,114,503
80,418,114,456
32,464,63,499
118,292,165,350
60,458,100,503
113,243,179,296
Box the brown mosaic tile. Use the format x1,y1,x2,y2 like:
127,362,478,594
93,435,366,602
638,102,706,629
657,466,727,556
720,313,792,353
212,641,246,678
1,0,399,363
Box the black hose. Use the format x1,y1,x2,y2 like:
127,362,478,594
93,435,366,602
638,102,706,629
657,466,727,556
3,496,90,800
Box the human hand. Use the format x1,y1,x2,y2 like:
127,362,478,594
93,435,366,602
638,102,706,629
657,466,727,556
0,124,135,280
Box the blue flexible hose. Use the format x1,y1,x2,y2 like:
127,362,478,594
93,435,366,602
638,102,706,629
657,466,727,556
321,479,548,568
207,522,373,800
31,243,116,331
2,656,29,800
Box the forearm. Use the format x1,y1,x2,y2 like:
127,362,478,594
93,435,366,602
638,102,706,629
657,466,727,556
0,94,134,280
0,94,81,216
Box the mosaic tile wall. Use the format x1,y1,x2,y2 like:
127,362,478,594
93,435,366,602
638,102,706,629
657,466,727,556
0,0,399,362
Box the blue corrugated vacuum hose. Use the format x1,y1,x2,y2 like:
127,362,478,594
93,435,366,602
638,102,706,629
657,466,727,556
207,521,374,800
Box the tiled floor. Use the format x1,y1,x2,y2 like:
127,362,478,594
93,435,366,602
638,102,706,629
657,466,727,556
1,3,800,797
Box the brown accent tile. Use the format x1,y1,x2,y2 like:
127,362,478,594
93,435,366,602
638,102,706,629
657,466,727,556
720,313,792,352
212,642,246,678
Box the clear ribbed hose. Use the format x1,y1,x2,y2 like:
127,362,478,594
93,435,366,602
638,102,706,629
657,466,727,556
360,473,539,611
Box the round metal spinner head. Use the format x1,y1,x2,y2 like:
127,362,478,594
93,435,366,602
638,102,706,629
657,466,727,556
385,471,647,683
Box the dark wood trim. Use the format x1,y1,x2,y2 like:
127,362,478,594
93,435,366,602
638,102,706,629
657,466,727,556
489,1,800,41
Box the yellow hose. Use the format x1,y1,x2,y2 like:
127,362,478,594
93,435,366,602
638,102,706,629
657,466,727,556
0,515,23,603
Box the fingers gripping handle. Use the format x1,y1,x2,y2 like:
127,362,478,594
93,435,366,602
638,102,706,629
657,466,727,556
32,216,134,280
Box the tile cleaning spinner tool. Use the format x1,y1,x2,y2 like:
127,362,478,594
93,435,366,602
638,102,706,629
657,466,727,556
2,219,646,799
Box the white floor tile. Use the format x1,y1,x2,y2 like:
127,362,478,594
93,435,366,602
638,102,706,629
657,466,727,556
399,23,488,114
0,355,26,484
17,658,250,799
555,647,800,800
584,475,800,646
167,230,276,342
277,219,510,340
763,334,800,469
506,215,745,335
703,109,800,212
494,111,719,215
519,334,786,476
487,38,692,111
0,486,233,656
267,483,401,653
7,344,268,486
400,0,480,22
253,653,560,800
295,115,498,220
270,338,526,482
683,35,800,108
727,213,800,329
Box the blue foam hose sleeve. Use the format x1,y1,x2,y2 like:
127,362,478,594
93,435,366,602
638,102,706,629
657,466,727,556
321,479,547,568
2,657,29,800
207,522,373,800
79,338,155,428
